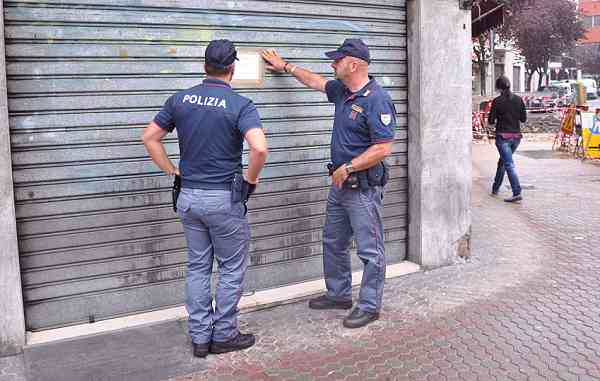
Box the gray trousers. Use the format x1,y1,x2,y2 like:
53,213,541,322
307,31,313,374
322,185,386,313
177,188,250,344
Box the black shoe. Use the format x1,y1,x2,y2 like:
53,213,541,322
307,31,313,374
209,333,255,354
308,295,353,310
504,194,522,203
192,342,209,358
343,308,380,329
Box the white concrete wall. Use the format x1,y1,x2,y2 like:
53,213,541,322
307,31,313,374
0,2,26,356
407,0,472,267
472,42,527,96
503,51,526,93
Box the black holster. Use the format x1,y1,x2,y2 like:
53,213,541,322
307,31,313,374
231,172,256,204
357,171,370,190
367,162,389,187
172,175,181,212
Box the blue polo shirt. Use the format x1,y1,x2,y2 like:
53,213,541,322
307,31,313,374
153,78,262,189
325,78,397,167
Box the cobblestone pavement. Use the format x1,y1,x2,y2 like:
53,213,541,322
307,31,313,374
167,142,600,381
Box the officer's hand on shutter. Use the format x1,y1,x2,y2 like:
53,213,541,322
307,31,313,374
261,49,287,73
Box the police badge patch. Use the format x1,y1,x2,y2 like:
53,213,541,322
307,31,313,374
380,113,392,126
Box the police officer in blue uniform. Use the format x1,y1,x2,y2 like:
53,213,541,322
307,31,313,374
262,39,396,328
143,39,268,357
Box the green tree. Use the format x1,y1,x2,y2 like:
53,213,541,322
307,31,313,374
499,0,585,91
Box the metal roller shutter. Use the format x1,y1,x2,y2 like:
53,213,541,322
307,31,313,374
5,0,408,330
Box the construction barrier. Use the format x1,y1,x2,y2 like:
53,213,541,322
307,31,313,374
553,105,578,152
581,110,600,160
472,100,493,140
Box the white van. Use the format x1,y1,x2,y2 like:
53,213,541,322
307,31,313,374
581,78,598,100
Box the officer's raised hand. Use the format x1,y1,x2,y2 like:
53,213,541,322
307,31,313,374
261,49,327,93
261,49,287,73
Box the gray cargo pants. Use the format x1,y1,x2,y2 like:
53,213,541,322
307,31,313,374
322,185,386,313
177,188,250,344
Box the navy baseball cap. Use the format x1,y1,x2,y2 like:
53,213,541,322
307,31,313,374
325,38,371,64
205,39,239,69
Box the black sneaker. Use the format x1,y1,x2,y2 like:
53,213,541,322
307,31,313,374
209,333,255,354
504,194,522,203
308,295,353,310
343,308,380,329
192,342,209,358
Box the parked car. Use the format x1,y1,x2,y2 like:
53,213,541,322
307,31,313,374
554,82,574,102
525,86,568,111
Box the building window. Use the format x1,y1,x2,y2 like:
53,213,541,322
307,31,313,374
584,15,600,28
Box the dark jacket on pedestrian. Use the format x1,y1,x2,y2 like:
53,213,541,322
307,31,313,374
488,91,527,134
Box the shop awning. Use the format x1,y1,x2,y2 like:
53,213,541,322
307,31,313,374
472,0,505,38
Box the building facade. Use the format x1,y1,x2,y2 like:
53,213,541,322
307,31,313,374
473,44,528,96
581,0,600,44
1,0,472,356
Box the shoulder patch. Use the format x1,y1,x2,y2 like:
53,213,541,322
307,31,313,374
380,113,392,126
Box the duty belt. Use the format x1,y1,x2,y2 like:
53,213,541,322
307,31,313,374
171,174,256,214
327,162,389,190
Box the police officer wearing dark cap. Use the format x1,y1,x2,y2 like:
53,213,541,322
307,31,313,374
262,39,396,329
143,39,268,357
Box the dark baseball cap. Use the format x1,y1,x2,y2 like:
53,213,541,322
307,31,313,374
325,38,371,64
205,39,239,69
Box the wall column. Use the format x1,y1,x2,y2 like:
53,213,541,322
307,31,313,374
0,1,26,356
407,0,473,268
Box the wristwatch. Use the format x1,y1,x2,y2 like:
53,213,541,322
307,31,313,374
345,162,355,175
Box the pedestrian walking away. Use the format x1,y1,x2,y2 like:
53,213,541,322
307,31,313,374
262,39,396,329
142,39,268,358
488,76,526,203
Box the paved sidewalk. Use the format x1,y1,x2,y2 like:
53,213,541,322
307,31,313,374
2,141,600,381
168,141,600,381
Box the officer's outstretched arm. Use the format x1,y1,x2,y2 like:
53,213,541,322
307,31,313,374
262,49,327,93
244,128,268,184
142,121,179,176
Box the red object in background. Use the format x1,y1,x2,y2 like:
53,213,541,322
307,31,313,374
472,100,494,140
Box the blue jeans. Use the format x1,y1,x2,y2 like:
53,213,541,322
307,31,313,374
177,189,250,344
493,136,522,196
322,185,386,313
